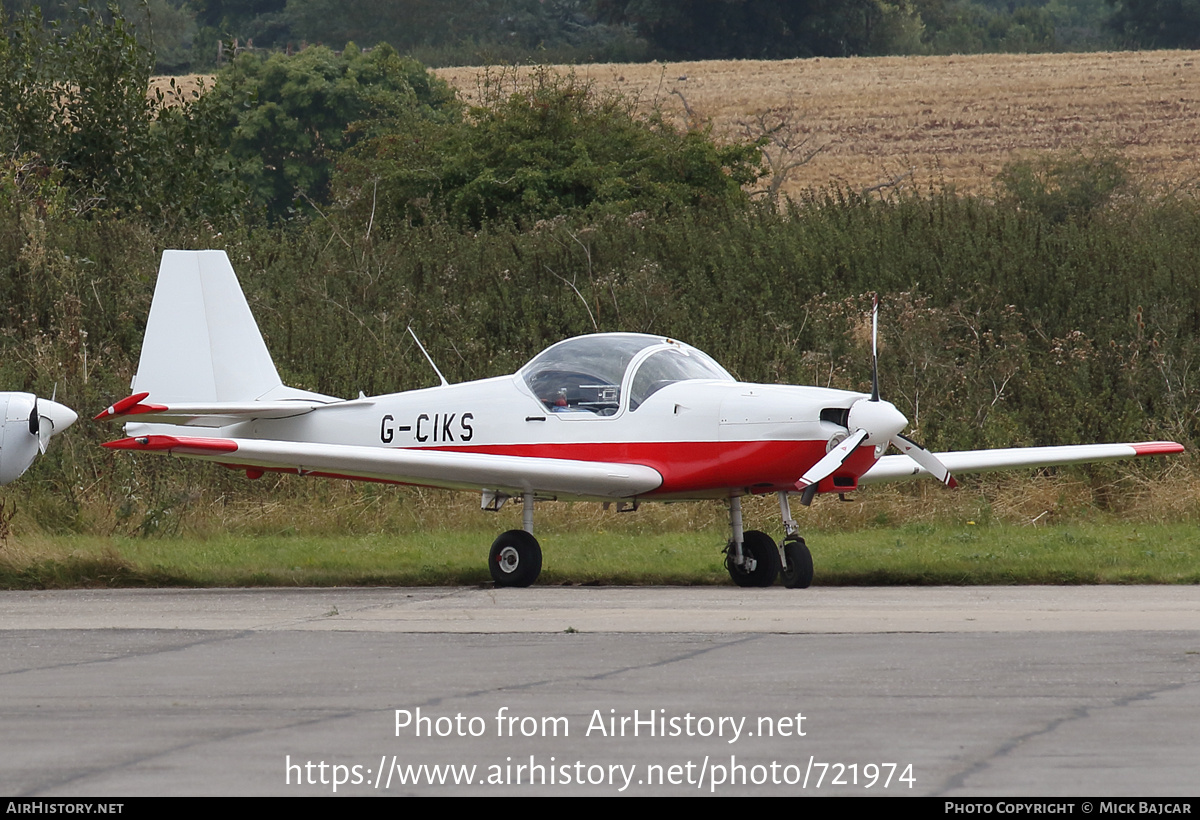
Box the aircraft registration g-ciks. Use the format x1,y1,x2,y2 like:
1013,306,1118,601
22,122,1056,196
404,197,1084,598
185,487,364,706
96,251,1184,588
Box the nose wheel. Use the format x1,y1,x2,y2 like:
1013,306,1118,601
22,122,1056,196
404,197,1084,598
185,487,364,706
780,536,813,589
724,493,816,589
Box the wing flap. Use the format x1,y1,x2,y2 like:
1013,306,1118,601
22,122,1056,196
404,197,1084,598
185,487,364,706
860,441,1184,484
102,436,664,499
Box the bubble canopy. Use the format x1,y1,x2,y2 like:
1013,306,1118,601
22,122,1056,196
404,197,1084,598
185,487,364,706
519,333,734,415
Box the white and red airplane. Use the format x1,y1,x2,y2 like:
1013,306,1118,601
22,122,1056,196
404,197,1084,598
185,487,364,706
1,391,77,485
96,251,1183,587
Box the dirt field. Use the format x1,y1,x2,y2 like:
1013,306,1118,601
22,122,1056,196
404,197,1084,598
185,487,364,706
437,51,1200,197
160,50,1200,198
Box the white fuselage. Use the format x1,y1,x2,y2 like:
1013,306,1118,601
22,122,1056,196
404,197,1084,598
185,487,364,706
153,375,874,500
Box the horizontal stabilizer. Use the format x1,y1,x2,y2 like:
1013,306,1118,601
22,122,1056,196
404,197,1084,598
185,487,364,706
860,441,1184,484
94,393,353,427
103,436,664,500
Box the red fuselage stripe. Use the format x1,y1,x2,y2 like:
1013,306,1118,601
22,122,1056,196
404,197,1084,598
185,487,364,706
420,440,877,495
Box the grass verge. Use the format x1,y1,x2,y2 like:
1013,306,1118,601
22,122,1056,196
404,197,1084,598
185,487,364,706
2,520,1197,589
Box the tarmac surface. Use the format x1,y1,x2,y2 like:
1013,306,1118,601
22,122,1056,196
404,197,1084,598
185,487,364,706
2,586,1198,796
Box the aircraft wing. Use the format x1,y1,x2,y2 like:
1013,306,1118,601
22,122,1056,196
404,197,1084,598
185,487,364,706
101,435,664,499
860,441,1183,484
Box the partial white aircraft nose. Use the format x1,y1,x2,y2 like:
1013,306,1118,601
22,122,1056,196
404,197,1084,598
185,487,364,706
1,391,78,485
41,399,78,435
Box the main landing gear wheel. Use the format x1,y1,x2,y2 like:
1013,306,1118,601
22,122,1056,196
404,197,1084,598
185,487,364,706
780,537,814,589
725,529,781,588
489,529,542,587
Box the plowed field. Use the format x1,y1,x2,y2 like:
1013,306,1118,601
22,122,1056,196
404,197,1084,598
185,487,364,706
436,51,1200,197
159,51,1200,198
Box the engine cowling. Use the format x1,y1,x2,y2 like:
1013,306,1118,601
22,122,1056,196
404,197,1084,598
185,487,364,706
0,393,78,485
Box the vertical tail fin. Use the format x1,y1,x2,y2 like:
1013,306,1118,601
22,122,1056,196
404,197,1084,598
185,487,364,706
133,251,282,403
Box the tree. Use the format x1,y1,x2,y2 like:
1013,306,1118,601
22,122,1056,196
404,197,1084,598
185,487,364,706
0,3,235,220
338,69,764,228
1107,0,1200,48
282,0,645,65
2,0,203,73
206,43,458,220
594,0,923,58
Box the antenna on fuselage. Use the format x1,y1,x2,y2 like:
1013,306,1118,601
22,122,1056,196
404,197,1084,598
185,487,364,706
407,326,450,387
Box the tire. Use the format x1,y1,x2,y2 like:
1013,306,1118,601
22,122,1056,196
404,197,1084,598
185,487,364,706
725,529,780,588
489,529,542,587
780,537,814,589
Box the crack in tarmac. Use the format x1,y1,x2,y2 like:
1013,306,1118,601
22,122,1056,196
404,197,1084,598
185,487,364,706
935,677,1200,795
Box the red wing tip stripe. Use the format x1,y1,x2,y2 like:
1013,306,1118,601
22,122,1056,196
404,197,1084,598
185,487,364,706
102,435,238,454
124,402,170,416
1132,442,1185,456
94,392,156,420
95,402,169,420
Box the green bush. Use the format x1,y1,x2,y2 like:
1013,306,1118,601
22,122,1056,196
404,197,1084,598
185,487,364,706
205,43,458,220
339,69,764,228
994,149,1130,224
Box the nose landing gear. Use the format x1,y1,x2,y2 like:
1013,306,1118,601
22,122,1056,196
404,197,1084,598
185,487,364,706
723,492,814,589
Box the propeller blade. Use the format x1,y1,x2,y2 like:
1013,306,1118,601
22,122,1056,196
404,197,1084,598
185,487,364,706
38,410,51,454
27,398,50,456
890,433,957,488
32,398,51,454
870,293,880,402
797,428,869,503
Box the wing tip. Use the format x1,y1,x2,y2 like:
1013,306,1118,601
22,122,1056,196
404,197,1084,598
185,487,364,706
93,392,166,421
1131,441,1185,456
102,435,238,454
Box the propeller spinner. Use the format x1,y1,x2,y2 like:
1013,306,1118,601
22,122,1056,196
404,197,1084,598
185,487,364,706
796,296,956,505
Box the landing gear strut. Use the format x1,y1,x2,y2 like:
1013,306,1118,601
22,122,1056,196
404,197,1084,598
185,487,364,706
724,496,780,587
777,491,814,589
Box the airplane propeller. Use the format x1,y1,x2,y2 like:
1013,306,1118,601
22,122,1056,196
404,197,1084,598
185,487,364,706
1,392,78,485
797,295,956,505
